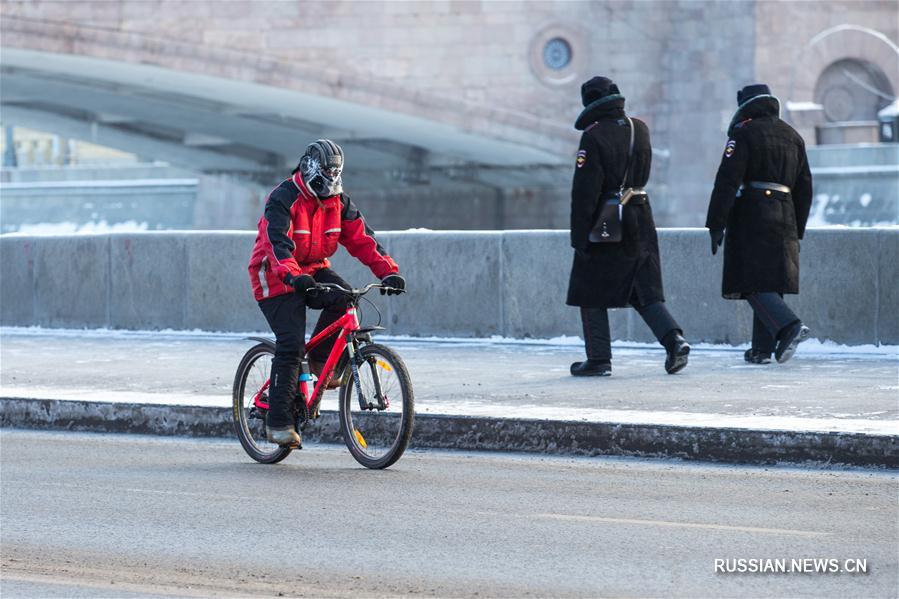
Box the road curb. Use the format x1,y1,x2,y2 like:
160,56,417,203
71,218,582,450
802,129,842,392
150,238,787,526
1,398,896,468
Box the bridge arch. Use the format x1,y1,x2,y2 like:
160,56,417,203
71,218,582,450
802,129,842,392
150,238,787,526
1,15,568,173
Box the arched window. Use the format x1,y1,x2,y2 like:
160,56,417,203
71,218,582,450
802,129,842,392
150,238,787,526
813,58,894,143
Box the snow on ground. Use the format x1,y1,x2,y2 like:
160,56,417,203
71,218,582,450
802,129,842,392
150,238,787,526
2,326,896,435
2,385,896,436
9,220,150,235
2,326,897,359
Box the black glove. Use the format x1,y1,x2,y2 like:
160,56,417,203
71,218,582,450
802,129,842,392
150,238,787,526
709,229,724,256
287,274,316,295
380,274,405,296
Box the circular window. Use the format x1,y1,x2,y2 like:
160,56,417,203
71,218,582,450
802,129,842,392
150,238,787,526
529,25,584,87
543,38,572,71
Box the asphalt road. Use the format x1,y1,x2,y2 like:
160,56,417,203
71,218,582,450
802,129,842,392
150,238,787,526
1,430,896,598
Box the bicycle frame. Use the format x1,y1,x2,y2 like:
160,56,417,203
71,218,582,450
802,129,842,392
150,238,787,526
253,304,361,413
301,306,360,407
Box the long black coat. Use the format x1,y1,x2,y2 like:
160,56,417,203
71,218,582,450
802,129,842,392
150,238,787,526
706,96,813,299
566,97,664,309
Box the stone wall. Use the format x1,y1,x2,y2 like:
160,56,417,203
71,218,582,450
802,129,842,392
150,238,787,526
2,229,896,346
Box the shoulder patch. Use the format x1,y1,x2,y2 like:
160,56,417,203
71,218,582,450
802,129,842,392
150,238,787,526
724,139,736,158
576,149,587,168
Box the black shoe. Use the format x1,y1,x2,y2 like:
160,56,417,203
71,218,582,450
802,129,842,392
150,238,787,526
744,348,772,364
775,323,810,364
570,360,612,377
664,334,690,374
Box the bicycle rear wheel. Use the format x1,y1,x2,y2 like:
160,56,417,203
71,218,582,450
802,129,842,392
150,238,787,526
339,343,414,469
232,343,292,464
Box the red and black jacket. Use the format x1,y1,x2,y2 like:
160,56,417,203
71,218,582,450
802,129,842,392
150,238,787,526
248,172,399,301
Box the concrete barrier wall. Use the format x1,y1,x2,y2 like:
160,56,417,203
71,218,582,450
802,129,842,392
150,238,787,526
1,229,896,345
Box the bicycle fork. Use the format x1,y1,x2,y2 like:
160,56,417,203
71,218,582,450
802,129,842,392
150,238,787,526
347,340,387,411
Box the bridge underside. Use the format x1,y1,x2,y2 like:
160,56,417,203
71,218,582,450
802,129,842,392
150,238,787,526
1,49,565,187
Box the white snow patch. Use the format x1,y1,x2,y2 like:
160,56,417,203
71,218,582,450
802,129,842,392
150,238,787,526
414,402,899,436
878,99,899,118
4,387,893,436
10,221,150,235
786,101,823,112
810,165,898,175
2,327,896,359
0,178,198,189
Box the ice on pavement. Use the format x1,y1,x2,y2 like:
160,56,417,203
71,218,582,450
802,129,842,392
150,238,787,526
1,327,897,436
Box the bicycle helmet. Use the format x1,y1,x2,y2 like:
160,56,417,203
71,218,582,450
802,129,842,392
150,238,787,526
294,139,344,198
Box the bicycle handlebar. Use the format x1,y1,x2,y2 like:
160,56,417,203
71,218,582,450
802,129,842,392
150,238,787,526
311,282,405,296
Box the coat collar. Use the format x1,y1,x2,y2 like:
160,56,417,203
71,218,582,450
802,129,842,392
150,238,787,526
727,95,780,136
291,172,341,206
575,94,626,130
291,172,314,199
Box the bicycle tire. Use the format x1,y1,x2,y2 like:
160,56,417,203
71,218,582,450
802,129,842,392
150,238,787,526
232,343,292,464
338,343,414,469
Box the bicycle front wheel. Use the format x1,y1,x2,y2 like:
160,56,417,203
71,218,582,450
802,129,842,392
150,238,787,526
339,343,414,469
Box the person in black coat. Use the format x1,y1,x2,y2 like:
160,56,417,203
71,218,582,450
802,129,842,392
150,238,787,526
706,84,814,364
567,76,690,377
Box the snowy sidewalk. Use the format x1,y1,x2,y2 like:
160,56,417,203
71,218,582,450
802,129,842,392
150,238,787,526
1,327,897,436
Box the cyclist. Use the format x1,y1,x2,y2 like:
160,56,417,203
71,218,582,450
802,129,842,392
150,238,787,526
248,139,405,447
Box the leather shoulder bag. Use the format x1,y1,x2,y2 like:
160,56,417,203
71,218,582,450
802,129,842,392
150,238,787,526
588,116,635,244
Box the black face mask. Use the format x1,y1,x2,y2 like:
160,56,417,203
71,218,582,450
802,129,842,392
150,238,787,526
306,168,342,197
299,140,344,198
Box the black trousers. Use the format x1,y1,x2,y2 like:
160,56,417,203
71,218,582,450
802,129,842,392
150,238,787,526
257,268,350,426
580,300,681,362
746,292,799,353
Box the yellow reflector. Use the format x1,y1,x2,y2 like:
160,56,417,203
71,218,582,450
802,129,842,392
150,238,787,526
353,429,368,449
377,360,393,372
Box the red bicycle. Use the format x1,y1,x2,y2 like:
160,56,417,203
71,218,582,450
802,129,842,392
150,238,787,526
232,282,414,469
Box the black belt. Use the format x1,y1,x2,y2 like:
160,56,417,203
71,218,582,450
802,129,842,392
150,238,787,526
599,188,649,205
747,181,791,194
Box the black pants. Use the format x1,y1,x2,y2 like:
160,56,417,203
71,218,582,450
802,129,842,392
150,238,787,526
257,268,350,427
746,292,799,353
580,300,681,362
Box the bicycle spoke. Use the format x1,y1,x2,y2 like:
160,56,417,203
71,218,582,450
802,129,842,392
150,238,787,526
233,344,291,463
340,343,413,468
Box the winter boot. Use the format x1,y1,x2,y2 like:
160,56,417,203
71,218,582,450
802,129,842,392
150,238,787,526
775,322,810,364
570,359,612,377
266,425,301,448
265,361,302,447
663,332,690,374
744,348,772,364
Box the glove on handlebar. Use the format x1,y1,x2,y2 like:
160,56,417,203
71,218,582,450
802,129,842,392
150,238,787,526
380,274,406,296
286,274,316,295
